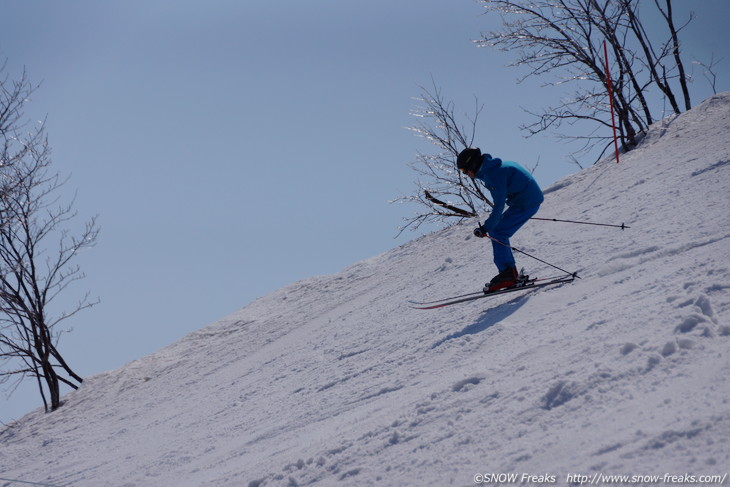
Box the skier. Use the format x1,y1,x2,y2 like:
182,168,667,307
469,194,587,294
456,147,544,292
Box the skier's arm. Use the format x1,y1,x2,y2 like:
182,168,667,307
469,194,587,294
482,184,506,233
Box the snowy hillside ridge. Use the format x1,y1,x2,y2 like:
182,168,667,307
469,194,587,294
1,93,729,487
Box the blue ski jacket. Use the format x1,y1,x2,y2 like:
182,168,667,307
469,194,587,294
475,154,544,232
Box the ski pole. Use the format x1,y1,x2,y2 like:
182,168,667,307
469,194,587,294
531,217,628,229
485,235,580,279
425,189,628,229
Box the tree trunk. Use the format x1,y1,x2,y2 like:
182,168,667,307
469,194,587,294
662,0,691,110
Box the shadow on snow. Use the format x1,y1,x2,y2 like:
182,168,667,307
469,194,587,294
431,293,530,349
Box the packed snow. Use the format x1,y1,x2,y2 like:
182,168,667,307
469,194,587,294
1,93,729,487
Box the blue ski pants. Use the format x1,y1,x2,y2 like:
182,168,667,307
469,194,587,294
487,204,541,272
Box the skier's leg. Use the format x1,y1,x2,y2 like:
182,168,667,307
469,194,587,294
488,205,540,271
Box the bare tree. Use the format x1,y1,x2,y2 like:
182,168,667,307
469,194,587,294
0,63,99,413
394,82,492,234
476,0,695,161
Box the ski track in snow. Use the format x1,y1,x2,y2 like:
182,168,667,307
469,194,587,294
1,93,729,486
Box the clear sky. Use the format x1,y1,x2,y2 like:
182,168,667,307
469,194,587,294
1,0,728,423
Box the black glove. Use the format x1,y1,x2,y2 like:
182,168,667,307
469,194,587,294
473,226,487,238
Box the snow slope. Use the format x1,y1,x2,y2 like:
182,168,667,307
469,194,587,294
1,94,729,487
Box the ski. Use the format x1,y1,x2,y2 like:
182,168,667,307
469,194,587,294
408,273,568,305
408,276,575,310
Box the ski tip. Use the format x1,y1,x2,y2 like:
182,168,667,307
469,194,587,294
409,303,445,310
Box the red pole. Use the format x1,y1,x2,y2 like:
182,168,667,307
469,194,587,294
604,41,620,164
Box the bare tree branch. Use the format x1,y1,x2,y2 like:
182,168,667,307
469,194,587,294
692,54,722,95
0,61,99,412
393,82,493,235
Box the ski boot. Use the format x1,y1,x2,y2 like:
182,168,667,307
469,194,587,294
484,266,519,293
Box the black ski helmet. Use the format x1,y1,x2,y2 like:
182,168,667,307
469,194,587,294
457,147,482,173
